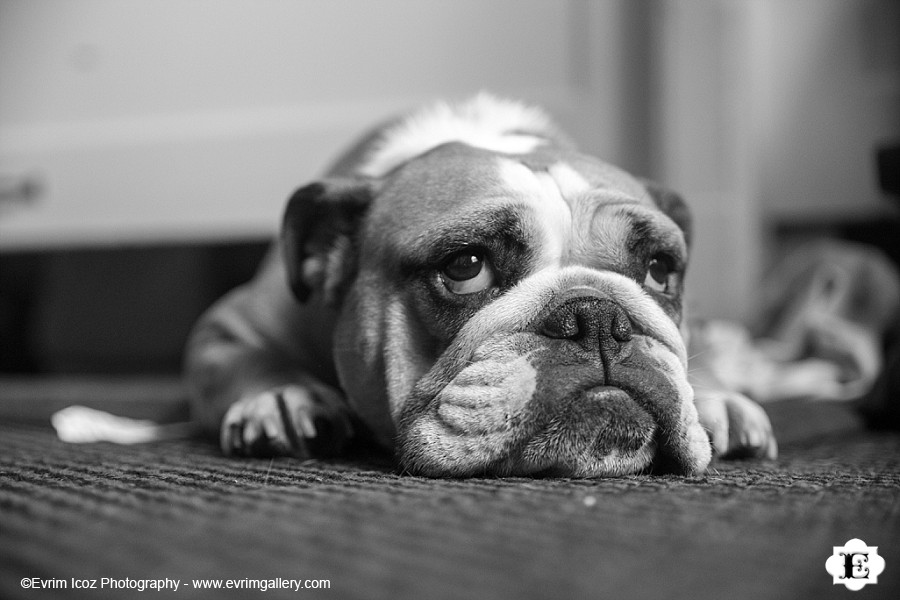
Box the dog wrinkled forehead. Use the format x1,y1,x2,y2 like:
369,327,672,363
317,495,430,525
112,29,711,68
358,93,663,213
357,93,688,282
488,155,688,279
367,145,685,267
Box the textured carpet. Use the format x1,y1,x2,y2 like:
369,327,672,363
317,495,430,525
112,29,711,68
1,401,899,600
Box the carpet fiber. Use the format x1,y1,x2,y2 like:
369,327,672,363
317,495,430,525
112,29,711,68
1,400,899,599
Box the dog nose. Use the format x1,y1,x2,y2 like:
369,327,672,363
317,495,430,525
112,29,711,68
537,297,633,353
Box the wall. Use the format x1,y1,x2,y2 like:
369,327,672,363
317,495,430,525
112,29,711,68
0,0,653,373
1,0,898,370
652,0,900,321
0,0,586,247
751,0,900,221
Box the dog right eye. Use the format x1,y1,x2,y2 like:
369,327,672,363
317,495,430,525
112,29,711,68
643,254,676,294
440,249,496,295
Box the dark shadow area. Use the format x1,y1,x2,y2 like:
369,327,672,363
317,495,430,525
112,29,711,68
0,241,270,375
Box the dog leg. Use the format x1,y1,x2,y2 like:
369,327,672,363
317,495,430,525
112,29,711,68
221,381,353,458
693,389,778,460
185,252,352,458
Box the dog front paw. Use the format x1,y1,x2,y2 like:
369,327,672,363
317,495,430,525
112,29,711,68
220,384,353,458
694,390,778,460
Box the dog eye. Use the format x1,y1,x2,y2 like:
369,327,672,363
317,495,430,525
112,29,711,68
643,254,675,294
440,249,495,294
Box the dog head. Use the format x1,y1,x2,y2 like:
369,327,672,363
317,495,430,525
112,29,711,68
282,95,711,476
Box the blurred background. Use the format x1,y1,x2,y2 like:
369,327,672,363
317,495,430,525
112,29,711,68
1,0,898,385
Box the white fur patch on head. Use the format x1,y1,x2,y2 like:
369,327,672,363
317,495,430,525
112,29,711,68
546,162,591,200
496,159,589,202
498,159,570,267
359,93,555,178
496,159,594,270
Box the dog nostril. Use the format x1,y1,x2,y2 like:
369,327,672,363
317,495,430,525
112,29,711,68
539,307,580,339
538,297,633,347
611,311,633,343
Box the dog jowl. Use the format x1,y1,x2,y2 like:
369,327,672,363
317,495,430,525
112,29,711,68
185,94,777,477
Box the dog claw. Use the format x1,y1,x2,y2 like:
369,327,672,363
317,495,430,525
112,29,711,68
220,384,350,459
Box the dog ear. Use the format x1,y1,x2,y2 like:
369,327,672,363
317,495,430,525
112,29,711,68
281,178,375,305
640,179,693,248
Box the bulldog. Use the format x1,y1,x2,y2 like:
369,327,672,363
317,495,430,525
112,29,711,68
185,94,777,477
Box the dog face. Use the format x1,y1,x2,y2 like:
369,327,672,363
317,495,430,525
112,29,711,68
282,99,711,477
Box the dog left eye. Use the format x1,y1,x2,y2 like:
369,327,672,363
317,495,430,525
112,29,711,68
440,249,496,295
643,255,675,294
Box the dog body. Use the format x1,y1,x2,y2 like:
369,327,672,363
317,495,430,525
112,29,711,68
185,94,776,476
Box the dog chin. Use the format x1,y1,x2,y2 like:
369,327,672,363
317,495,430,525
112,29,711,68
501,386,660,477
399,385,661,478
520,441,659,478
